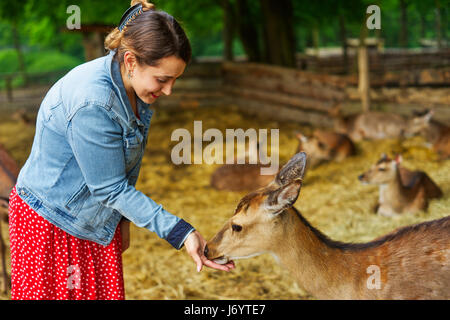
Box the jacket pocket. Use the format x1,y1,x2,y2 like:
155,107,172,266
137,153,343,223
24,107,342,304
65,183,90,215
123,129,143,170
88,204,112,229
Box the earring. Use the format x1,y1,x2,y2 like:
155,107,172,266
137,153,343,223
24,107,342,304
128,70,133,80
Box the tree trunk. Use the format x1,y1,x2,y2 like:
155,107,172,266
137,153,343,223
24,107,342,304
259,0,296,67
435,2,442,49
419,14,426,41
312,25,320,57
234,0,262,62
11,20,28,87
399,0,409,48
339,13,349,74
222,0,234,61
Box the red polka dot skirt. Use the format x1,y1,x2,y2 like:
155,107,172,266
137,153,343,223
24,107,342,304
8,187,125,300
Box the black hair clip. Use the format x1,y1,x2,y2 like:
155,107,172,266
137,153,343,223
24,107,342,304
118,3,143,31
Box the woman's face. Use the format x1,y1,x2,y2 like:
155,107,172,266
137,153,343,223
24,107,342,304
125,53,186,104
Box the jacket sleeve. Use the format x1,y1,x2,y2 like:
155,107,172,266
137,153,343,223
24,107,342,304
67,104,194,249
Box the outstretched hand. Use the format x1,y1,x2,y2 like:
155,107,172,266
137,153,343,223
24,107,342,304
184,230,235,272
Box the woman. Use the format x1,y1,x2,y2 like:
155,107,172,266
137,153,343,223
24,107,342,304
8,0,234,300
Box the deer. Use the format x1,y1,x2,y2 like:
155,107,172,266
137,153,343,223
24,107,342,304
409,109,450,160
358,154,443,217
205,152,450,299
330,104,433,142
0,198,9,294
11,109,35,126
296,130,356,168
210,141,276,192
0,143,19,294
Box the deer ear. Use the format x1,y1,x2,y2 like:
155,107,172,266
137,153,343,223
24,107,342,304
275,152,307,187
265,179,302,215
425,109,434,122
296,132,307,142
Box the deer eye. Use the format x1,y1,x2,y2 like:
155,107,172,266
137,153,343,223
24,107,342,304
232,224,242,232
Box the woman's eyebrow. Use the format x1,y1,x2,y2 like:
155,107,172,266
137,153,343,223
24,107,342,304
157,75,175,79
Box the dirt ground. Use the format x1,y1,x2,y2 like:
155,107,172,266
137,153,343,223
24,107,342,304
0,104,449,300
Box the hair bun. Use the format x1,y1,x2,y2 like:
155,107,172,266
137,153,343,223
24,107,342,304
130,0,155,11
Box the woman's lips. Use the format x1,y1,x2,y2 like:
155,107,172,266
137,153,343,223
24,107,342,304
151,93,158,99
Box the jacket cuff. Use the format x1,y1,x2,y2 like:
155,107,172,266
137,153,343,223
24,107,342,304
166,219,195,250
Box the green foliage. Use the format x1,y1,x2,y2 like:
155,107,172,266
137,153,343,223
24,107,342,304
0,49,20,73
0,0,448,79
25,51,83,73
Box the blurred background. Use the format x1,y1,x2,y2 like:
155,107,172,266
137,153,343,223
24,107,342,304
0,0,449,300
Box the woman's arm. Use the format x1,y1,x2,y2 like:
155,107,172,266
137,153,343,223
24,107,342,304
67,104,193,249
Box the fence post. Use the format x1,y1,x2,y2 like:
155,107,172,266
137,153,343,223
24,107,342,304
358,44,370,112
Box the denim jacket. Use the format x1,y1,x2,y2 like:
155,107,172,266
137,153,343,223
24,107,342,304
15,50,195,248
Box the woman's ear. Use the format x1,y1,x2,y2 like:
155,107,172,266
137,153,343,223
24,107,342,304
123,51,137,72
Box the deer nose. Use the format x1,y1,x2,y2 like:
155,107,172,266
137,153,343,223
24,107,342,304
204,245,209,257
358,174,364,181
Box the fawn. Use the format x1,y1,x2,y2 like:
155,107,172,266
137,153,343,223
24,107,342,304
205,152,450,299
410,109,450,160
296,130,356,167
359,154,443,216
0,143,18,294
210,142,276,192
330,104,432,141
0,198,8,294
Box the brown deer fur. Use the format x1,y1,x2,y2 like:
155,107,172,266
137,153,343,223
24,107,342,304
206,152,450,299
359,155,443,216
296,130,356,167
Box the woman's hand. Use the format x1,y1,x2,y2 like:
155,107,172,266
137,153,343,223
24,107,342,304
184,230,235,272
120,219,131,253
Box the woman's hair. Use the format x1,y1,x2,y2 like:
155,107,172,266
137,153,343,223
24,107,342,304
104,0,191,66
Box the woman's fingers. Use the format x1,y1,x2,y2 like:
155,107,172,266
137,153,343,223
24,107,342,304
201,255,235,272
184,230,236,272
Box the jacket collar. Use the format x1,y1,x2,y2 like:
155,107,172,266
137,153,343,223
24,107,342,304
107,50,150,127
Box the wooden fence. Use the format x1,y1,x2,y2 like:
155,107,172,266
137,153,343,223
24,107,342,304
220,62,351,126
2,50,449,126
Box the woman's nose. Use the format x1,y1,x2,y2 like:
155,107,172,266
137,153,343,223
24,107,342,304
161,84,173,96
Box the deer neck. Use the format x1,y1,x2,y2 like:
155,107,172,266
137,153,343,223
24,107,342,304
383,166,413,204
272,208,364,299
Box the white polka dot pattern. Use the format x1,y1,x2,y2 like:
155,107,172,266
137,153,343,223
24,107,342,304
8,187,125,300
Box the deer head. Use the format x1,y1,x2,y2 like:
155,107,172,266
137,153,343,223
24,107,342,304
296,133,330,167
358,154,401,185
404,109,434,138
205,152,307,264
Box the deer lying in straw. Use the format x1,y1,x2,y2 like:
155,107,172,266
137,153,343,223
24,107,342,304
330,105,433,142
296,130,356,168
0,143,19,293
205,152,450,299
410,109,450,160
210,142,276,192
0,198,9,294
359,154,443,217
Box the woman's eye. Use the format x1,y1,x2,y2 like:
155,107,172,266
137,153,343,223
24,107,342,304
232,224,242,232
378,168,386,171
157,78,168,83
